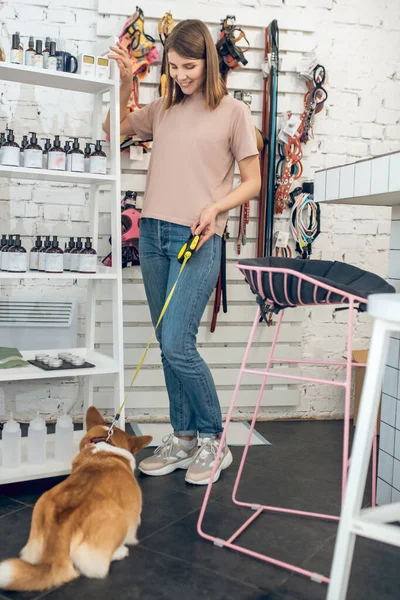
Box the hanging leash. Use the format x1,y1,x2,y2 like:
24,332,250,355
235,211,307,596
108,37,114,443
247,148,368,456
115,6,159,154
273,63,327,214
106,234,200,442
290,191,321,259
210,226,229,333
158,11,175,96
257,20,279,257
216,15,249,81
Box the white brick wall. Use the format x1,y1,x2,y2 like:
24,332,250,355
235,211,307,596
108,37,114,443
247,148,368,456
0,0,399,422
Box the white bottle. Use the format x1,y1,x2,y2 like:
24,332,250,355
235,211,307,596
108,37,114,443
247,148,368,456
27,415,47,465
55,413,74,462
2,413,22,468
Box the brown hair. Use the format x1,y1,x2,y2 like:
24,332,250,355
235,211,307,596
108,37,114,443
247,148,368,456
163,19,227,110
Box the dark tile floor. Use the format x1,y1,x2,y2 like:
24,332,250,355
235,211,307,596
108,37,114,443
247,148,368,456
0,420,399,600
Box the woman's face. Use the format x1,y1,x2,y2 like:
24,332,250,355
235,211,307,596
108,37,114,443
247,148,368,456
168,50,205,95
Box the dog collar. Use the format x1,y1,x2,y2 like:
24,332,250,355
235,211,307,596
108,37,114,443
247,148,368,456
89,436,114,446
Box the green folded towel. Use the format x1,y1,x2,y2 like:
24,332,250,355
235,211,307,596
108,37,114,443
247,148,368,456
0,347,29,369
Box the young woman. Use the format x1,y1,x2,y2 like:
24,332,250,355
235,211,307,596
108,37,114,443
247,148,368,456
104,19,261,485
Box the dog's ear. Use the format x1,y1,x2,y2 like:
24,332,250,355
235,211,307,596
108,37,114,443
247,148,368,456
129,435,153,455
86,406,107,430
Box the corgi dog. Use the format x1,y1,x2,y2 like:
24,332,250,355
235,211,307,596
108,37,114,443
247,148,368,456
0,407,152,593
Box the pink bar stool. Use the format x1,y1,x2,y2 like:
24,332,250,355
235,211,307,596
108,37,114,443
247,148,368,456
197,257,395,585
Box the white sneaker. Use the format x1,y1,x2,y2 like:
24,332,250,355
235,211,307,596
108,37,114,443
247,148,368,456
185,436,233,485
138,434,197,476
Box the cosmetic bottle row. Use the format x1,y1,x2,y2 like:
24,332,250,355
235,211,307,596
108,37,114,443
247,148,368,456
2,413,74,468
0,235,98,274
0,130,107,174
8,32,110,78
10,33,58,70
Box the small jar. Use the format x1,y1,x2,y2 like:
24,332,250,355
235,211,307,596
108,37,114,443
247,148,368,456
42,356,52,365
35,353,49,362
71,357,85,367
48,358,62,368
58,352,72,361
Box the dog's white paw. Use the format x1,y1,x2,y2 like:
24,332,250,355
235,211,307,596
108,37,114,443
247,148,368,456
112,545,129,561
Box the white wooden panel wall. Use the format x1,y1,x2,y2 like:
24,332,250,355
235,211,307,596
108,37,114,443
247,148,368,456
94,1,313,416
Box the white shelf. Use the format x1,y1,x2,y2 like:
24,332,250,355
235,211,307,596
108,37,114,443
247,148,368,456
0,63,115,94
314,151,400,207
0,165,115,184
0,430,85,485
0,348,119,383
0,268,118,280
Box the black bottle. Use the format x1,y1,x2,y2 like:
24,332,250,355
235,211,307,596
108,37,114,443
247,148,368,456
1,129,20,167
30,235,42,271
69,138,84,173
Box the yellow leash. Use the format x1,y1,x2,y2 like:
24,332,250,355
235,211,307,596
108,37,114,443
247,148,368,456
106,234,200,440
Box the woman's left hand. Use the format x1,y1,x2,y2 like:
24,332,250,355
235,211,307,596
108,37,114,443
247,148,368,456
191,204,219,251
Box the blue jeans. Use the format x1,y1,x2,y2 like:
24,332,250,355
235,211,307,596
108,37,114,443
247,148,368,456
139,218,223,438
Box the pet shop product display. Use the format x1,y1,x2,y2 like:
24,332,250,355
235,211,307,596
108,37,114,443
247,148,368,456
33,40,44,69
0,131,6,162
55,50,78,73
258,20,279,257
77,53,96,77
55,413,74,462
24,36,35,66
29,235,42,270
79,237,97,273
69,237,83,271
114,6,158,154
0,129,20,167
95,56,110,80
274,63,327,215
19,134,28,166
89,140,107,174
45,236,64,273
10,32,23,65
102,190,141,269
42,37,51,69
29,353,95,371
64,140,72,170
7,234,27,272
63,237,75,270
158,11,175,96
27,415,47,465
23,132,42,169
38,235,51,271
0,234,11,270
84,142,92,172
48,135,66,171
2,414,22,468
1,129,110,173
42,138,51,169
47,41,57,71
68,138,84,173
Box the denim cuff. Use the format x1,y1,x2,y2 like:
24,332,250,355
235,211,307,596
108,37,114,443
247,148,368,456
199,431,223,439
175,430,198,437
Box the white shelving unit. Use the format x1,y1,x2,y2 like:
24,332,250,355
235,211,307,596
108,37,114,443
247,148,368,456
0,61,124,484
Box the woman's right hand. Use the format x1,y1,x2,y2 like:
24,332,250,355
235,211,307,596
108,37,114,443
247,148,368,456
108,42,133,87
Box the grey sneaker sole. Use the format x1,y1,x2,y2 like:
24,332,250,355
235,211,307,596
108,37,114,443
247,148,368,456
185,449,233,486
138,455,195,477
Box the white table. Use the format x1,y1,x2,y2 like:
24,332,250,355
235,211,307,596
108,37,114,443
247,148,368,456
314,151,400,505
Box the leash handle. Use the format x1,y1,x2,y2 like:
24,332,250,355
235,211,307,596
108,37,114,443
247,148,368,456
177,234,200,264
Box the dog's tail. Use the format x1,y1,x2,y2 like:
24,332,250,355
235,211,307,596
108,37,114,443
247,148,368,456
0,558,78,592
0,499,78,593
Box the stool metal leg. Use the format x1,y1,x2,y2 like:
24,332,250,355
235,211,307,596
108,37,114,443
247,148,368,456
232,309,285,505
197,306,262,541
342,299,354,503
327,318,390,600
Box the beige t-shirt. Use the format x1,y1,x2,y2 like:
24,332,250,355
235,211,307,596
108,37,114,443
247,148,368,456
127,92,258,236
